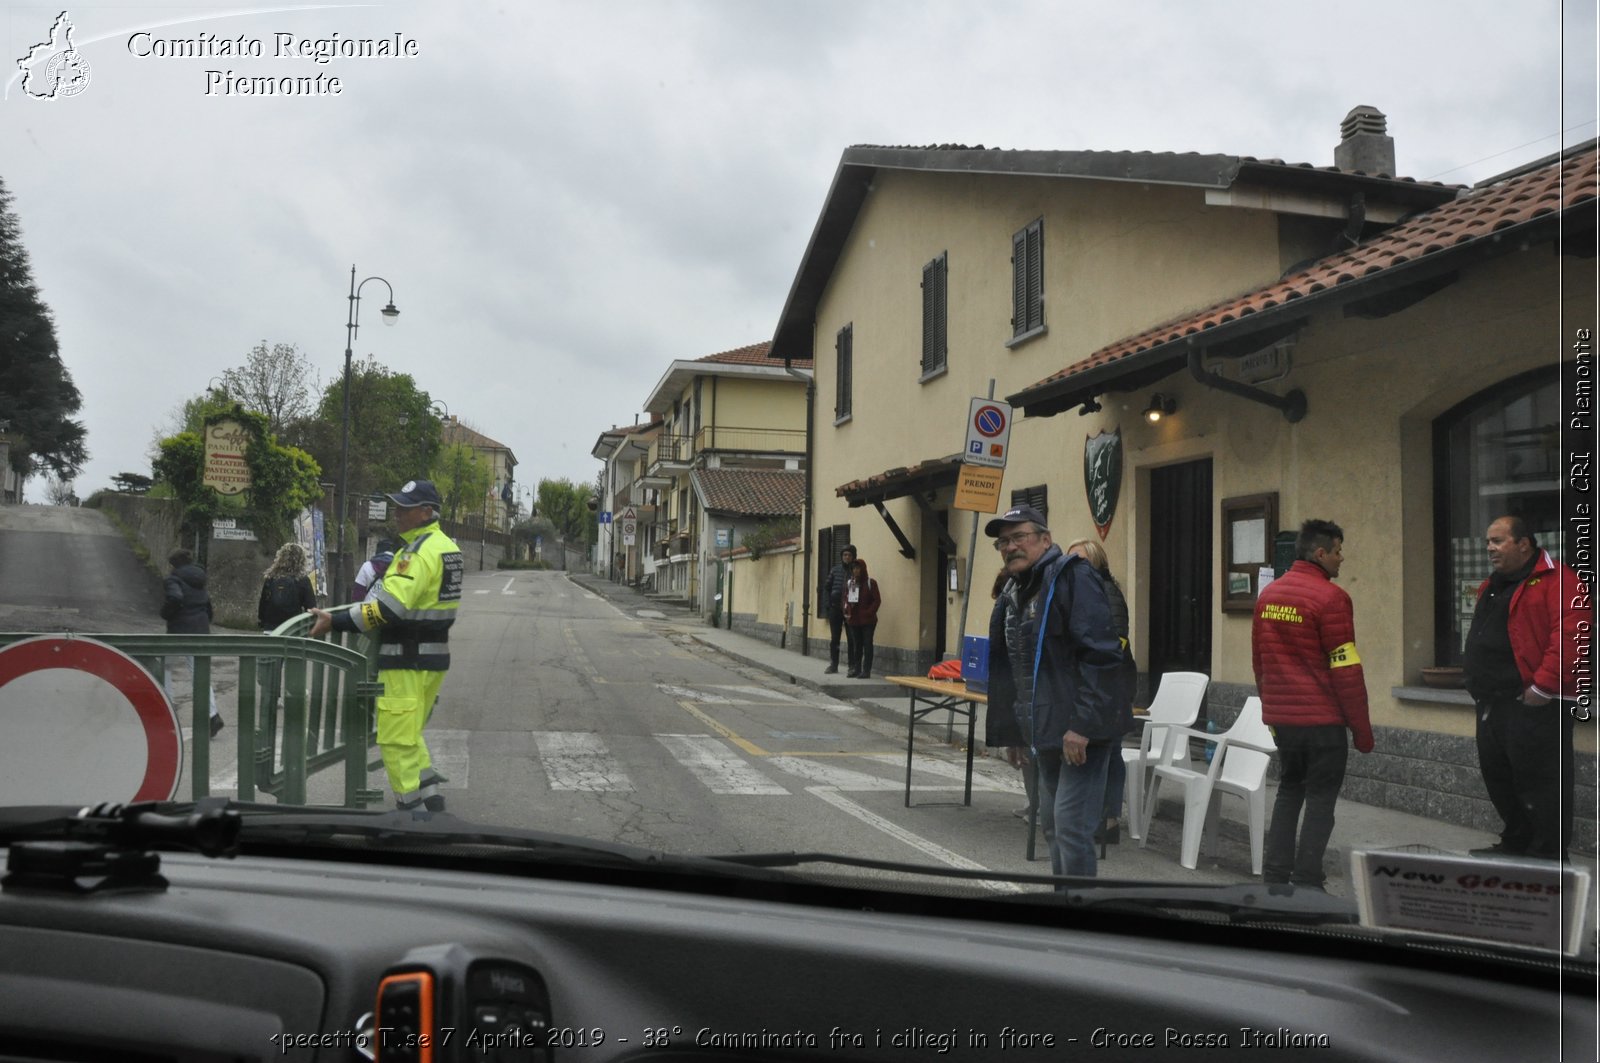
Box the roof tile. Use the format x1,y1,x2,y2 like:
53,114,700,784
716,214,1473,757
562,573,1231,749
694,467,805,518
1021,148,1598,396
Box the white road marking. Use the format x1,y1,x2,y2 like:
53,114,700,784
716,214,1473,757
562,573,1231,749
656,683,730,703
655,734,788,795
767,756,903,790
710,685,802,703
533,731,636,792
806,787,1025,893
473,589,490,595
501,578,516,595
864,753,1024,793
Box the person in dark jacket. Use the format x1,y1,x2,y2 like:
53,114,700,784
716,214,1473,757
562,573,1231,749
843,557,882,678
818,543,856,674
1066,538,1137,852
984,506,1122,878
1252,519,1373,890
257,541,318,714
160,547,222,737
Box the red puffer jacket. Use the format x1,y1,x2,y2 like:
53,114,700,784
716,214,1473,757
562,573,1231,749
1252,560,1374,751
1477,550,1589,701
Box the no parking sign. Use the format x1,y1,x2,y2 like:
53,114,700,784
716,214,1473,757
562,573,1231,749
0,636,183,805
963,397,1012,469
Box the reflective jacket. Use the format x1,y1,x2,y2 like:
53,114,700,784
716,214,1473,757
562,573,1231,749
1476,549,1588,701
984,545,1123,751
1251,560,1373,750
333,521,463,671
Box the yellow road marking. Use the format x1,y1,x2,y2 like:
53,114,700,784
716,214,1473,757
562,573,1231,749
675,700,767,757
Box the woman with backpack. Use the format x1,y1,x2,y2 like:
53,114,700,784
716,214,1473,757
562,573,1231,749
259,542,317,630
258,542,318,713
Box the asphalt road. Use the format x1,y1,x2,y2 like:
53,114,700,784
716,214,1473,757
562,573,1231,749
0,504,165,633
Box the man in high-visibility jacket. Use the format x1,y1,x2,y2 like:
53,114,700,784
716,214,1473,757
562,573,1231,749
310,479,464,812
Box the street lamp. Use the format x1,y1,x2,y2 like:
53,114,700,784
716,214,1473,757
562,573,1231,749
336,265,399,600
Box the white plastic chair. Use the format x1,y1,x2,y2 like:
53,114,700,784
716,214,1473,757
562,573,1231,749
1123,671,1209,842
1145,696,1277,874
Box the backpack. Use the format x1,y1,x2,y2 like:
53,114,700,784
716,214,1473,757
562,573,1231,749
265,576,301,623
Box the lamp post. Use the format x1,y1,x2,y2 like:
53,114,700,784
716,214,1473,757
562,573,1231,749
336,265,399,600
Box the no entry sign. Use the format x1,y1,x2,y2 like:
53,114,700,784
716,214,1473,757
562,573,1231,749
0,636,183,805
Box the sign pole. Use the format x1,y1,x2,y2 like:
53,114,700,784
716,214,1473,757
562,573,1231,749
953,379,996,655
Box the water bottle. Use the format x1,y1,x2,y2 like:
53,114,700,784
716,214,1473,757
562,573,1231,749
1203,719,1220,764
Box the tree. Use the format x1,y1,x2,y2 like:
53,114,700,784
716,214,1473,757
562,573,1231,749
220,341,318,436
432,443,491,524
44,475,76,506
110,471,153,494
295,356,440,506
536,478,596,546
0,178,86,480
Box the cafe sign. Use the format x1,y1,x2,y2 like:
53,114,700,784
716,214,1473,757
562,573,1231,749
202,418,252,495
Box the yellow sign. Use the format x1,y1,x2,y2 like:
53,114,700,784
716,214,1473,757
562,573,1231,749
954,464,1004,513
202,418,252,495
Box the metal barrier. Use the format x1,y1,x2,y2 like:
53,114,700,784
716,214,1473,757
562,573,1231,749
0,619,381,808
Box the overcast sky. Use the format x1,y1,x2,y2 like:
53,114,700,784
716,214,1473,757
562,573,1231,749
4,0,1595,504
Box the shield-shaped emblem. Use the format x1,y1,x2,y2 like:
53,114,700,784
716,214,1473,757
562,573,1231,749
1083,428,1123,540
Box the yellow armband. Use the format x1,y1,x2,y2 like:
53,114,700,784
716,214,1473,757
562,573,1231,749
1328,642,1361,668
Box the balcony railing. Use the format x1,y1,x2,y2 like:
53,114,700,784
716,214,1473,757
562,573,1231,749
693,425,805,455
649,434,695,469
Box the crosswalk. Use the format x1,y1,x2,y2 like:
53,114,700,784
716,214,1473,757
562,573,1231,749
193,725,1021,804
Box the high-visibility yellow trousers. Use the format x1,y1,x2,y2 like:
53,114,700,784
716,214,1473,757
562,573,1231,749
375,668,444,797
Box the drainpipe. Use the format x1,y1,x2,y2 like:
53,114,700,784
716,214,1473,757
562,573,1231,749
1186,347,1308,422
785,357,814,657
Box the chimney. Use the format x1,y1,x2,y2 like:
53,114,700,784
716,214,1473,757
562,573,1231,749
1334,105,1395,176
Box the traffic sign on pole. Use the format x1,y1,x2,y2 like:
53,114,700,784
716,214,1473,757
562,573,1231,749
0,636,183,805
963,397,1012,468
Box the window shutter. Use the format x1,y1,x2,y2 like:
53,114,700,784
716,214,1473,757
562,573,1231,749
1010,484,1048,526
1011,229,1027,334
921,253,948,373
1024,220,1043,332
835,323,853,419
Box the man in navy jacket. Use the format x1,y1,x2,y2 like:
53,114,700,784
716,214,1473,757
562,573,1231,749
984,506,1123,878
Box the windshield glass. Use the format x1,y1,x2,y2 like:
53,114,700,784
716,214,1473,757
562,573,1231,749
0,0,1594,974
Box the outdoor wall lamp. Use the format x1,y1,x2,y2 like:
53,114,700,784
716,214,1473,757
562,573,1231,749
1143,393,1177,424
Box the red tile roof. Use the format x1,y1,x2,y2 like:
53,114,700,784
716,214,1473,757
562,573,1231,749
697,341,813,369
693,467,805,518
835,453,963,504
1016,147,1597,403
441,417,513,453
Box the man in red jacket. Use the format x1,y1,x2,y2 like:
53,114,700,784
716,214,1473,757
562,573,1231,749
1465,516,1588,861
1253,519,1374,890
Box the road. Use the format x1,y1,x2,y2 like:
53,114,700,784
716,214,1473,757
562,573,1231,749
0,504,164,633
0,504,1260,887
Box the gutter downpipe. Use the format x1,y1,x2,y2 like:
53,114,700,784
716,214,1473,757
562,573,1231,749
1186,346,1308,422
785,356,814,657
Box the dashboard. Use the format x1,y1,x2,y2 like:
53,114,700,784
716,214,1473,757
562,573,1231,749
0,843,1590,1062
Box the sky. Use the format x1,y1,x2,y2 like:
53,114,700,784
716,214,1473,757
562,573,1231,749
3,0,1596,504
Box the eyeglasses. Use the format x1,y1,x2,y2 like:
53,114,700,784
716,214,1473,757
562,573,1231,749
992,530,1041,551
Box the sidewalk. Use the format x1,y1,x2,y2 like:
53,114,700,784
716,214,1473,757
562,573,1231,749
569,571,1594,896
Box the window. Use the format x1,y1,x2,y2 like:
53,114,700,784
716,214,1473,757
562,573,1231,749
1432,367,1561,665
834,323,853,422
921,252,947,377
1009,218,1044,341
1009,484,1048,526
816,523,852,602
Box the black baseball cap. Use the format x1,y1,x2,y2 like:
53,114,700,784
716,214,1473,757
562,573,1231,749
386,479,442,509
984,505,1049,538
